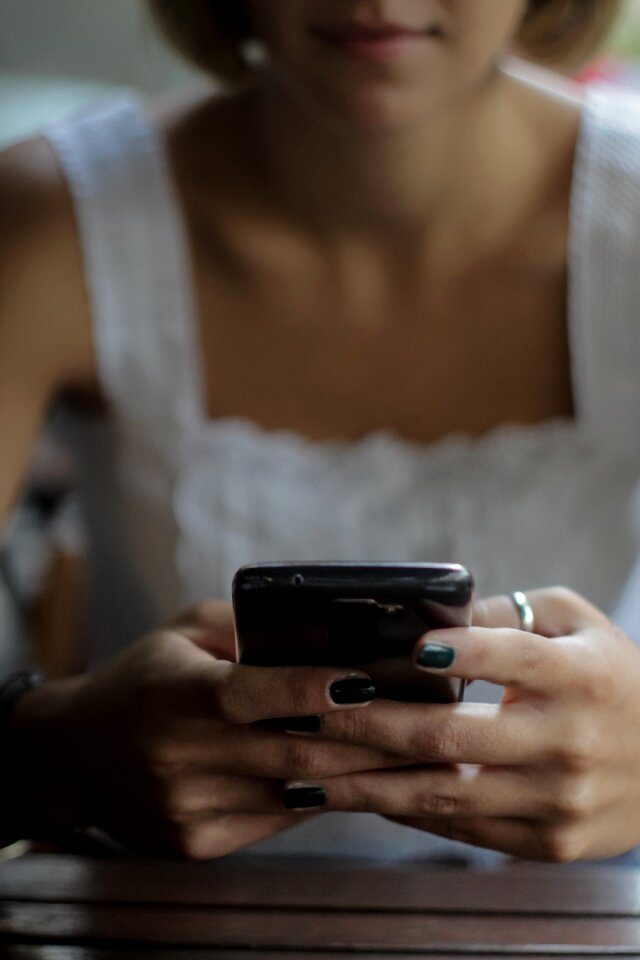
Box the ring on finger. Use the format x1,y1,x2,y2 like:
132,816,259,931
510,590,535,633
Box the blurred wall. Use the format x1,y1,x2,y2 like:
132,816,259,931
0,0,196,91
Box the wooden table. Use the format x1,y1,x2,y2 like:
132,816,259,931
0,853,639,957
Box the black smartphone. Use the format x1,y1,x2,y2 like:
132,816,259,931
233,562,474,703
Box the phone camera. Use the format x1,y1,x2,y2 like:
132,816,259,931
381,605,404,617
292,574,305,587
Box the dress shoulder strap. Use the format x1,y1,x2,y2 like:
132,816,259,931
45,94,198,436
570,86,640,432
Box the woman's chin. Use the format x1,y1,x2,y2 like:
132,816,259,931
259,57,462,137
350,89,437,131
277,75,443,137
319,88,445,137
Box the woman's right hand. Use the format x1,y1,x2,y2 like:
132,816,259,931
10,601,397,859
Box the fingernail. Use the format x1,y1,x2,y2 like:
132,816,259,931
261,715,323,734
283,785,327,810
330,677,376,705
416,643,455,670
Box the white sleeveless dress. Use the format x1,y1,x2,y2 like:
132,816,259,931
44,86,640,861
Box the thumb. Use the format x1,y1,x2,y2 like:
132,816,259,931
169,599,238,661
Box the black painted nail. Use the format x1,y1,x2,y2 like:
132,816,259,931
416,643,455,669
283,785,327,810
261,715,323,734
329,677,376,705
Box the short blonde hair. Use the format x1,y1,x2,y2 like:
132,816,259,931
148,0,624,82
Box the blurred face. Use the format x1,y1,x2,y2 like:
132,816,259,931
247,0,529,130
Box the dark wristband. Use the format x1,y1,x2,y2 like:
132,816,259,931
0,671,98,851
0,671,43,726
0,671,44,844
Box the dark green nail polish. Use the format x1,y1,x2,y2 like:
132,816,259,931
262,715,323,734
283,785,327,810
330,678,376,704
417,643,455,669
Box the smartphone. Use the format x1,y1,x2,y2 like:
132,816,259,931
233,562,474,703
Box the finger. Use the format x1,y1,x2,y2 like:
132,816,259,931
211,724,410,779
159,713,409,777
388,815,584,863
170,813,315,860
284,765,554,819
160,774,291,818
170,599,238,660
319,700,541,766
412,623,599,695
185,660,376,724
472,588,609,636
414,587,610,696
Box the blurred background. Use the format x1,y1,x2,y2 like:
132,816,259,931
1,0,640,677
0,0,196,149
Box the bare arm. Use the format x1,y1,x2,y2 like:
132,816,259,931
0,135,98,533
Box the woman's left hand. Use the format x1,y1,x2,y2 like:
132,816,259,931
287,588,640,862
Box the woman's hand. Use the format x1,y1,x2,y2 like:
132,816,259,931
10,601,401,859
290,588,640,862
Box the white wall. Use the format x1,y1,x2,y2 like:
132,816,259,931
0,0,197,91
0,0,203,144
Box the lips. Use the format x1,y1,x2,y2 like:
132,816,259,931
310,22,442,61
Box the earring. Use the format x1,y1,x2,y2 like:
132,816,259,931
240,37,269,67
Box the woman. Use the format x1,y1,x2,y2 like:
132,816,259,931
1,0,640,863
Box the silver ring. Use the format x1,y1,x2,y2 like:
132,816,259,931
511,591,535,632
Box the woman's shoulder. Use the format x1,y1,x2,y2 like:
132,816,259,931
0,136,98,398
583,81,640,136
0,136,72,260
576,84,640,249
569,84,640,430
579,82,640,187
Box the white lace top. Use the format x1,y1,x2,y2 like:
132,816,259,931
45,86,640,861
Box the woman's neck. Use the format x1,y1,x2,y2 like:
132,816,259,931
248,64,529,247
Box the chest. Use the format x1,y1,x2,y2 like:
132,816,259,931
190,228,573,444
